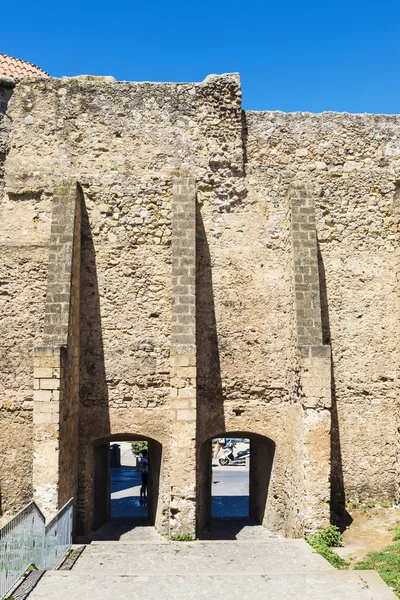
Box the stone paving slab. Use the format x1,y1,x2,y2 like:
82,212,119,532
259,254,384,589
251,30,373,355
27,569,396,600
71,539,332,574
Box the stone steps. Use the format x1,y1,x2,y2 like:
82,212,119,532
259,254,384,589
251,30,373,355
70,539,332,573
26,539,397,600
27,569,396,599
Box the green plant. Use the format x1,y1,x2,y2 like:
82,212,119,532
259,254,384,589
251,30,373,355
308,524,343,548
305,525,347,569
355,544,400,597
393,523,400,542
169,534,194,541
131,441,148,455
347,500,379,511
352,520,400,598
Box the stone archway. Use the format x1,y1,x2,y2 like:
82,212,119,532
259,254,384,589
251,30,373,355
84,433,165,535
197,431,275,536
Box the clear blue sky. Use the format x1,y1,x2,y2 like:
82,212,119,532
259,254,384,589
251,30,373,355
2,0,399,113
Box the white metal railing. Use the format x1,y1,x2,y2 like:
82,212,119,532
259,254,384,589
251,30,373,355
0,499,73,599
0,502,45,599
44,500,73,570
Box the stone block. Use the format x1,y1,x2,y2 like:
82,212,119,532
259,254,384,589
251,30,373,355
35,347,58,357
34,389,54,402
33,409,60,426
170,398,191,409
175,366,196,379
170,377,186,388
175,409,197,423
37,356,62,368
177,387,196,398
34,367,53,378
40,378,61,390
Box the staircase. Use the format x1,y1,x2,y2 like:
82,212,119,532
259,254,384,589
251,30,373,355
26,526,396,600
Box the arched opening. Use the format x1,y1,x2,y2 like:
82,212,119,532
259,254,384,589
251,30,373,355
89,433,163,539
109,440,149,518
197,432,275,537
212,437,250,519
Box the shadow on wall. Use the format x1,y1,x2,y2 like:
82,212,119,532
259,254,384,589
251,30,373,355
241,111,248,175
0,85,11,515
318,242,352,531
249,433,275,526
77,198,110,535
195,202,225,533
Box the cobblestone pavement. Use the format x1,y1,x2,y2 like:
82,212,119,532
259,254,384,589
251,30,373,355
27,523,396,600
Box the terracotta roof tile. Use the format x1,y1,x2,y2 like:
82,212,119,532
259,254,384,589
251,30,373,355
0,53,49,78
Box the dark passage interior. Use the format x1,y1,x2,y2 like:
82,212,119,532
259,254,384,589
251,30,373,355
211,437,250,518
197,432,275,537
109,440,149,518
93,434,162,536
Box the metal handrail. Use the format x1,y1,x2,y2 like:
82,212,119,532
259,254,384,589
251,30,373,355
0,502,45,599
0,502,45,532
44,499,73,570
0,499,73,599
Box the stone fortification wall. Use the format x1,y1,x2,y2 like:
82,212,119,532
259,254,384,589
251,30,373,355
1,71,400,534
246,110,400,505
0,78,50,518
0,74,250,530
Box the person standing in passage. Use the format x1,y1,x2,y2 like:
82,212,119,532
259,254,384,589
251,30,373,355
139,449,149,504
213,437,226,459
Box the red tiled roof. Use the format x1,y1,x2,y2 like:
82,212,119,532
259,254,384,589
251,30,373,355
0,53,49,77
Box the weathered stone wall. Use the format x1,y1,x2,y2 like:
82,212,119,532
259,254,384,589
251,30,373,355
246,110,400,506
196,156,306,534
0,79,50,520
0,73,247,532
1,73,400,535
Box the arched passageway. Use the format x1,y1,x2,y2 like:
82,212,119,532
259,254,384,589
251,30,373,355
197,432,275,536
89,433,163,536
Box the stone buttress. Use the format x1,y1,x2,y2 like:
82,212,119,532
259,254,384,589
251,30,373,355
32,179,82,516
169,178,197,536
287,182,332,529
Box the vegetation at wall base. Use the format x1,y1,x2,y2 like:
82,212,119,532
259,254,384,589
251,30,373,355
355,522,400,598
305,525,347,569
169,534,194,541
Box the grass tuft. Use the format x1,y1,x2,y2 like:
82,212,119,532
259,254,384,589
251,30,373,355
169,534,194,541
355,521,400,597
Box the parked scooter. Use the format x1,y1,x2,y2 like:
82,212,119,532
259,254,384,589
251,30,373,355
218,440,249,466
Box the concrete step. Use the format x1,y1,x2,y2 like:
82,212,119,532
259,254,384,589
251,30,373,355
27,569,396,599
71,539,333,574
